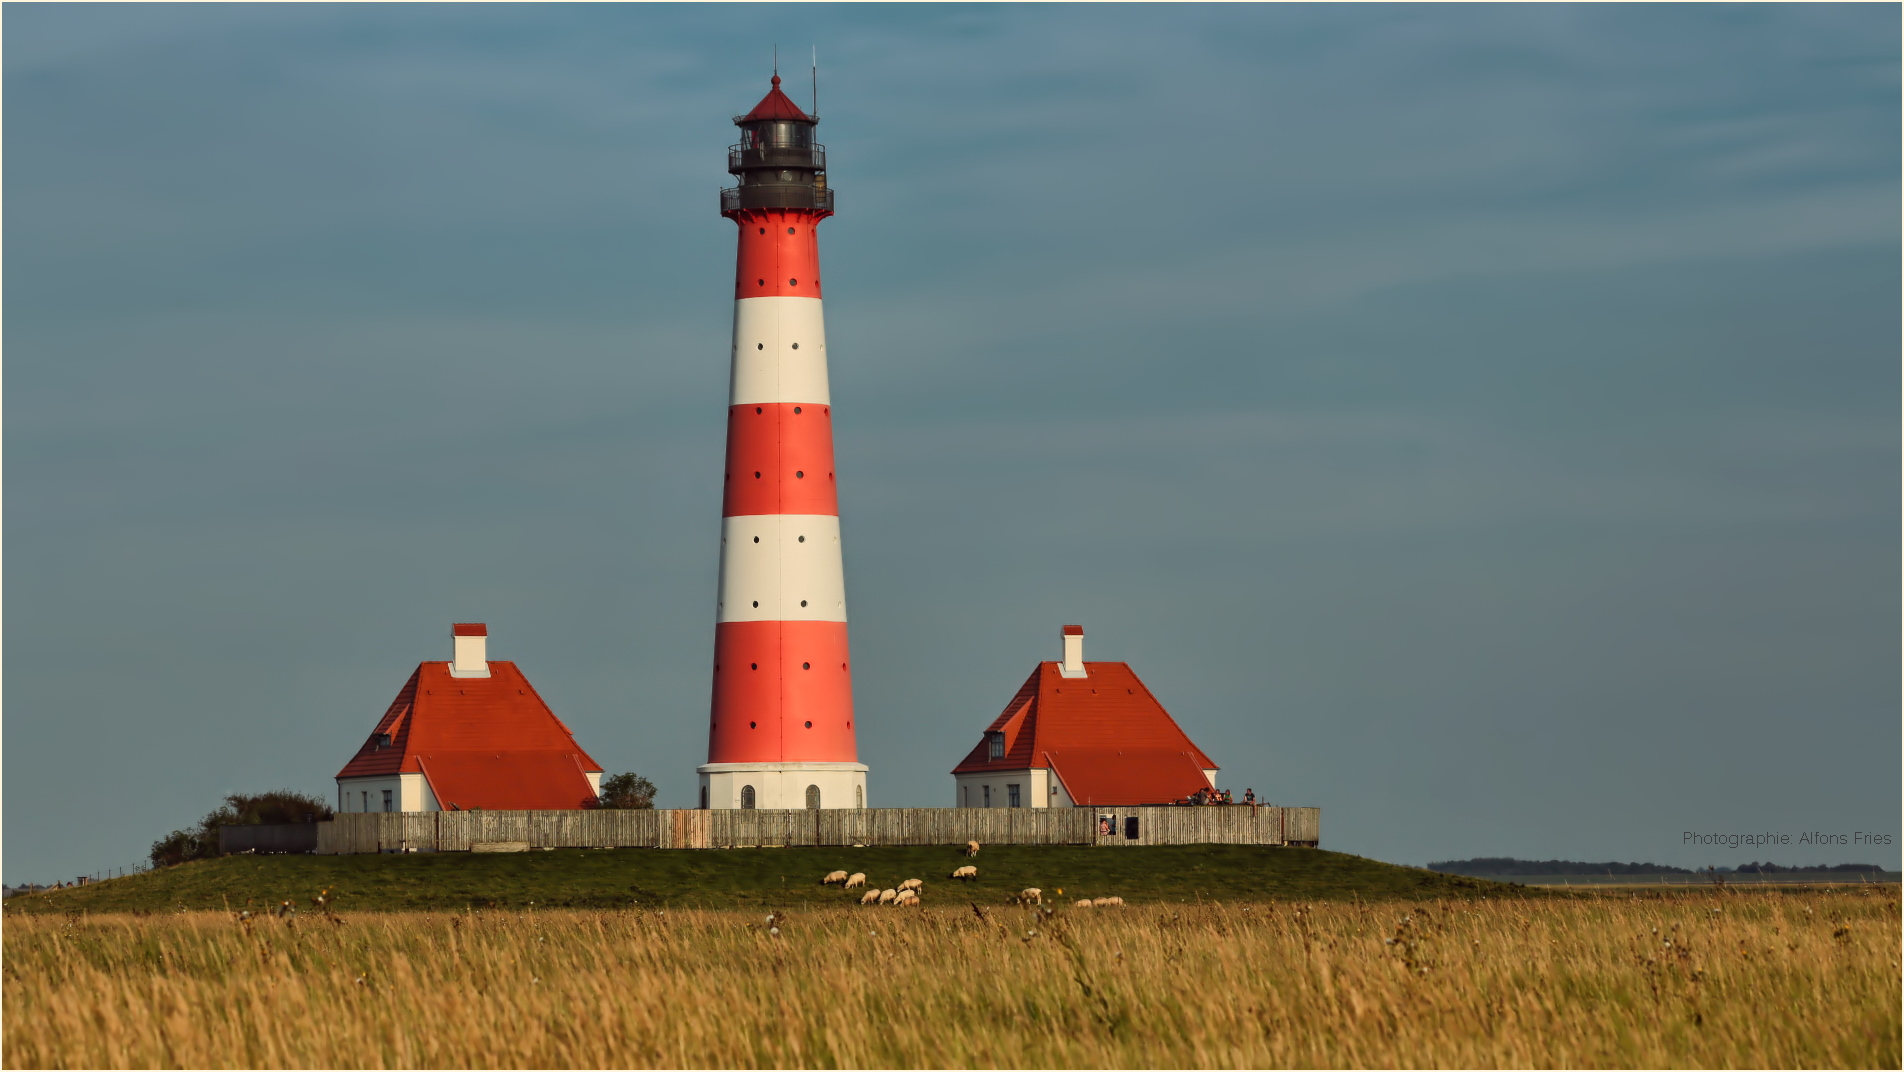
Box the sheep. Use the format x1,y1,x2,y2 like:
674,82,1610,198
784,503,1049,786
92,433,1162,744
843,873,867,890
950,865,978,881
859,889,881,905
821,870,849,886
898,878,924,893
899,892,922,908
964,841,981,858
1101,896,1124,907
1074,899,1095,908
894,889,920,906
878,889,898,905
1017,888,1042,906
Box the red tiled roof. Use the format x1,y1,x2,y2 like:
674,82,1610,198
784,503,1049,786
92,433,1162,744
951,662,1218,806
740,75,812,123
1045,749,1214,810
336,661,602,810
452,623,487,637
418,752,600,812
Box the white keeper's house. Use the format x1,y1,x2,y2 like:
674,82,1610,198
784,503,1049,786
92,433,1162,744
335,624,604,813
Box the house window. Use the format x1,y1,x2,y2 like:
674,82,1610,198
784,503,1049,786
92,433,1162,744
376,733,391,749
741,785,756,809
701,785,710,810
1008,784,1021,808
1124,816,1140,840
382,790,394,813
962,785,970,808
361,792,369,812
855,785,864,809
983,785,992,808
987,732,1005,759
806,785,821,809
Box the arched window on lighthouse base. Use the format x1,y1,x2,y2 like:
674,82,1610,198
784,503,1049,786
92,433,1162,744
741,785,756,809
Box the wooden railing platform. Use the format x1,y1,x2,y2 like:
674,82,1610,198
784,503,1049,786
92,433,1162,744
314,806,1320,854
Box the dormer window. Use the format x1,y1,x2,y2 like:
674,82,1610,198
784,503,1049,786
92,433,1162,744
987,731,1005,760
376,733,392,749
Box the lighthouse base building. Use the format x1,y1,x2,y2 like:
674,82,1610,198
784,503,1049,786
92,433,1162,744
697,761,867,811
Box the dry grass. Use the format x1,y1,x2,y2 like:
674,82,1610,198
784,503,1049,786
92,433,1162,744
5,889,1896,1068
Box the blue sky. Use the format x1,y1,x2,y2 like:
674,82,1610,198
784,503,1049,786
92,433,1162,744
6,4,1898,882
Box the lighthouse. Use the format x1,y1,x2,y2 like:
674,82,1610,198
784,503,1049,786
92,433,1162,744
698,74,867,811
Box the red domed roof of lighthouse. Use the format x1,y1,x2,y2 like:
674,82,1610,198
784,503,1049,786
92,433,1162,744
739,74,813,123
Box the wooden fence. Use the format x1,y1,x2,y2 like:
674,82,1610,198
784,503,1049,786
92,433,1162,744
314,806,1320,854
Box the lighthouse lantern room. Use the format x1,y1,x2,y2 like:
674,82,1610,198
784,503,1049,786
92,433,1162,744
699,75,867,811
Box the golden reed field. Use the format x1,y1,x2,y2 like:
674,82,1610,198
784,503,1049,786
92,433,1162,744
4,889,1896,1069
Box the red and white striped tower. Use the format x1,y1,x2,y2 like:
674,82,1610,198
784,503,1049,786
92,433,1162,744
697,74,867,811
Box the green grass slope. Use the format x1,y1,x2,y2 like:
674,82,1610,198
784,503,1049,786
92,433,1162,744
6,845,1513,915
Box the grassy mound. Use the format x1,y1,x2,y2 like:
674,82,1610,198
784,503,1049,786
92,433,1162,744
5,844,1512,915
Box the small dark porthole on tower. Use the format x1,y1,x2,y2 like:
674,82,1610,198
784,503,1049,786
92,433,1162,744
793,406,802,413
757,343,764,350
791,343,799,349
753,536,760,543
798,535,806,542
758,227,765,234
800,600,808,607
750,663,758,670
755,406,762,414
803,662,811,669
752,601,759,608
758,279,765,286
754,472,762,479
796,471,804,479
749,721,757,729
788,227,796,235
789,278,797,286
804,721,812,728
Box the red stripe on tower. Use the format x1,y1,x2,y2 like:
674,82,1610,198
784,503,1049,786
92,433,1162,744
699,75,866,812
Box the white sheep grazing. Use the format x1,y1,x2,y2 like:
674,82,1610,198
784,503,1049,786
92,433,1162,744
1102,896,1125,906
950,865,978,881
1074,899,1095,908
965,841,981,858
878,889,898,905
1018,888,1042,906
899,893,923,908
898,878,924,893
894,888,919,904
859,889,881,905
821,870,849,886
1090,897,1111,907
843,873,867,890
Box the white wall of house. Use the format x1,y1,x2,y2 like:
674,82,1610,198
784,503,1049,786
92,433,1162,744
954,768,1071,809
338,771,598,813
337,776,404,814
697,761,868,810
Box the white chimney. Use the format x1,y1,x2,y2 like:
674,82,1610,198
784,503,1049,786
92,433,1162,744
1059,624,1087,678
450,622,491,678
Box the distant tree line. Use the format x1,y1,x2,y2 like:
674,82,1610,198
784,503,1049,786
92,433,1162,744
1732,861,1886,874
1428,857,1887,876
150,790,333,868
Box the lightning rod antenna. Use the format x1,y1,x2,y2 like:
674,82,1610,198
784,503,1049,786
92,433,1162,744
812,45,819,117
